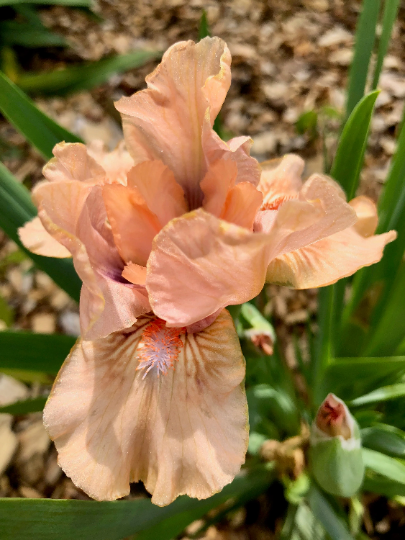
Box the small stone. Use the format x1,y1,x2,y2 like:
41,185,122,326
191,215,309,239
59,311,80,336
252,132,277,154
318,27,353,48
329,48,353,66
0,415,18,475
19,486,43,498
50,290,71,310
17,421,51,462
32,313,56,334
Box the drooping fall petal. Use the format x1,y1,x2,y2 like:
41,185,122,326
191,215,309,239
43,310,248,506
127,160,187,226
115,37,231,208
266,227,396,288
102,184,161,266
146,209,272,326
18,216,71,258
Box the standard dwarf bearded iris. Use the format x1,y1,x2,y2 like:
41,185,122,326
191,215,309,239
19,37,395,506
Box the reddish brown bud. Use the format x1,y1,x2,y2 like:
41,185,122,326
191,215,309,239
315,393,351,440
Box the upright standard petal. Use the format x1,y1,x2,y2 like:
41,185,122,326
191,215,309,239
102,184,161,266
115,37,231,207
201,120,261,187
44,310,248,506
18,216,71,258
127,160,187,226
146,209,271,326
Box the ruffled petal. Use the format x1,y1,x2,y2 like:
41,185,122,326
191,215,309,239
258,154,304,205
201,159,237,217
43,142,105,183
102,184,161,266
349,195,379,237
275,173,357,256
115,37,231,208
44,310,248,506
87,140,134,185
76,187,150,340
127,160,187,226
18,216,71,258
221,182,263,229
266,227,397,288
202,122,261,187
146,209,271,326
122,262,147,285
32,180,93,249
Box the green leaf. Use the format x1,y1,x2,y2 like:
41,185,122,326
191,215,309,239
0,22,67,48
0,71,82,160
320,357,405,402
307,484,353,540
0,293,13,326
363,475,405,498
363,447,405,484
198,10,210,40
364,263,405,355
345,0,381,118
0,396,47,415
344,100,405,322
18,50,161,96
0,163,81,301
362,424,405,458
371,0,401,90
0,465,275,540
331,90,379,200
0,331,75,374
350,383,405,407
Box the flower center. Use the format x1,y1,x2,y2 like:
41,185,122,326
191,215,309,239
137,319,184,379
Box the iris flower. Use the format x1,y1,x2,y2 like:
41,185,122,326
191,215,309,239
19,37,395,506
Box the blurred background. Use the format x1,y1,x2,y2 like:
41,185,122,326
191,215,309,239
1,1,405,538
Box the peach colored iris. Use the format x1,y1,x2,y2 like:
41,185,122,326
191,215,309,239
19,37,395,506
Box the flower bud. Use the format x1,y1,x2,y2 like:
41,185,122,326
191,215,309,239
309,393,364,497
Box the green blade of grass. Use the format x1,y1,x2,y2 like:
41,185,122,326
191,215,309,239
331,90,379,199
0,465,275,540
307,485,352,540
198,10,210,39
345,0,381,118
350,383,405,407
344,100,405,323
364,263,405,355
372,0,401,90
0,396,47,415
363,448,405,484
0,331,75,374
0,71,82,160
0,22,67,48
320,356,405,402
0,163,81,301
18,50,161,96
